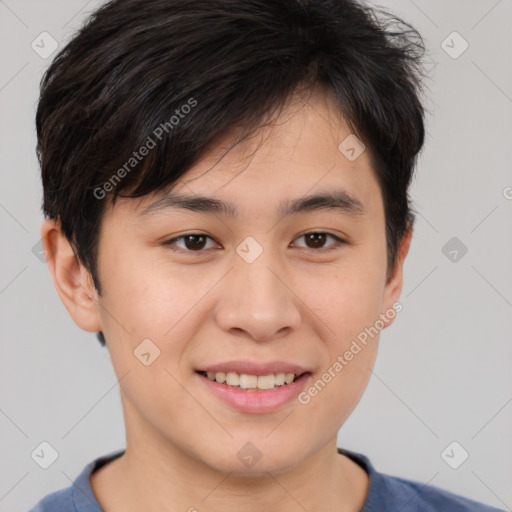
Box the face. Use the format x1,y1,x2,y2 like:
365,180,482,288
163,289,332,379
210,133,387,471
47,88,408,476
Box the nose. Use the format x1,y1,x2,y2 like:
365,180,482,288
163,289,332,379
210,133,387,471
214,247,302,342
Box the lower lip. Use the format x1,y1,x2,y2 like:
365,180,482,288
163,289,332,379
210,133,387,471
196,372,311,414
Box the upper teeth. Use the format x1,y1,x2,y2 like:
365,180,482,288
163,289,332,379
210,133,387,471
205,371,297,390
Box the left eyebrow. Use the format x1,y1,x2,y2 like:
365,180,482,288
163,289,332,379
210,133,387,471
137,189,366,219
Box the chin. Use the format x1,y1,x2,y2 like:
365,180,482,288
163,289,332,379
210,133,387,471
211,456,295,477
197,439,305,477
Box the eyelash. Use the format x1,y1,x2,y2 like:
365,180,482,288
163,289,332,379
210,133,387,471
161,231,347,254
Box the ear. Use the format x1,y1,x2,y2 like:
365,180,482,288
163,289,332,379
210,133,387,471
381,226,413,328
41,218,102,333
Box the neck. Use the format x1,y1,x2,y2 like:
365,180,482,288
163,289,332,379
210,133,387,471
91,396,369,512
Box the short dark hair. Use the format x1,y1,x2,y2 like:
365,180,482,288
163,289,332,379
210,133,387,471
36,0,426,347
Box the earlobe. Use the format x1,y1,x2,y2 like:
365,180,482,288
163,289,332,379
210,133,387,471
381,227,413,328
41,219,102,333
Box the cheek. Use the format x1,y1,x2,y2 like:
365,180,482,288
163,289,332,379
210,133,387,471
97,246,225,371
304,252,386,343
98,244,183,328
296,241,386,408
297,275,382,428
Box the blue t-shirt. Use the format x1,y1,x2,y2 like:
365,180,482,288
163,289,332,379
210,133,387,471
28,448,505,511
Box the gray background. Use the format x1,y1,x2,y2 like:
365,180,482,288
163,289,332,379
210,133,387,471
1,0,511,510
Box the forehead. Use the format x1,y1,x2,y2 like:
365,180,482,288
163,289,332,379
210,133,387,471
117,89,383,223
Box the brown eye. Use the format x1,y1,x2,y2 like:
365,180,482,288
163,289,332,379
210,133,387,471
305,233,327,249
293,232,345,251
182,234,208,250
163,234,218,252
163,231,345,254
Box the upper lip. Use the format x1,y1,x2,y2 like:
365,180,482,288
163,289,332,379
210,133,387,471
197,360,311,376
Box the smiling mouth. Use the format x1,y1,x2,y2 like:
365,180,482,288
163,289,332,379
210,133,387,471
196,370,307,391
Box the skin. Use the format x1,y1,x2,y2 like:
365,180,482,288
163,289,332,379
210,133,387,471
42,87,412,512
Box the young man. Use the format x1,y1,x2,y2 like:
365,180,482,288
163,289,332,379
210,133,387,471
29,0,504,511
